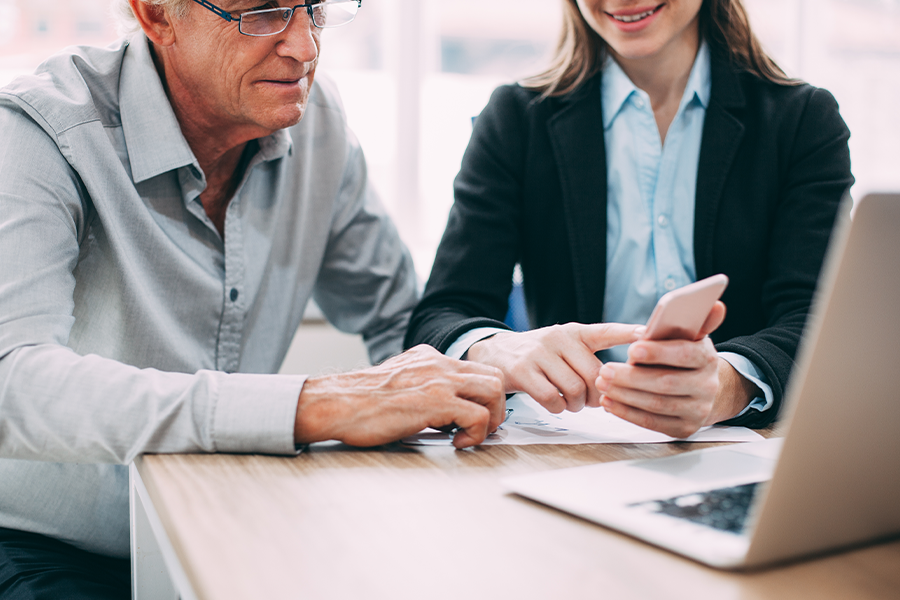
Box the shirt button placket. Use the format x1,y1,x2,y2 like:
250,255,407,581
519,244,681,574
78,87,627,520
217,205,245,374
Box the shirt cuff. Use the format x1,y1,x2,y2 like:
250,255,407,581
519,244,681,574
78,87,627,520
445,327,508,360
211,371,307,455
718,351,774,416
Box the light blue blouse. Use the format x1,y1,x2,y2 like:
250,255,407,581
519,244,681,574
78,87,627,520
599,42,770,412
598,45,708,360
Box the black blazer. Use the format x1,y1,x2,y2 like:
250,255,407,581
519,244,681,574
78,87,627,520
406,44,853,427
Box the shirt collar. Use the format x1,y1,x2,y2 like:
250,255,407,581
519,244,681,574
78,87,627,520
119,34,197,184
601,40,712,130
683,40,712,111
258,127,293,161
601,55,638,130
119,34,293,184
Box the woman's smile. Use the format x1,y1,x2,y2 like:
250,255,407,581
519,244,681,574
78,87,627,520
605,4,666,33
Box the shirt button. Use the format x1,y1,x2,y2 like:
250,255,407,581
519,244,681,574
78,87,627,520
657,215,669,228
230,288,239,302
634,96,645,109
664,278,677,291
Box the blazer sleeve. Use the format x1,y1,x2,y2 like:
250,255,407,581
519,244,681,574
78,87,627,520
717,86,853,428
404,86,532,352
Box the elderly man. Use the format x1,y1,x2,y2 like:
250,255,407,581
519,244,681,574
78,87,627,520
0,1,508,597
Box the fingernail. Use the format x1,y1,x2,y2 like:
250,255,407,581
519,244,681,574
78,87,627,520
634,325,647,337
599,364,615,379
630,346,648,361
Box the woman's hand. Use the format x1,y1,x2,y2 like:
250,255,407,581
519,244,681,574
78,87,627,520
465,322,645,413
596,302,760,437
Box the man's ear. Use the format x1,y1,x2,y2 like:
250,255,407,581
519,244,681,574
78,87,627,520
128,0,177,46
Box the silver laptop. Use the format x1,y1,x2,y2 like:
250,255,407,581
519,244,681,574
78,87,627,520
502,193,900,570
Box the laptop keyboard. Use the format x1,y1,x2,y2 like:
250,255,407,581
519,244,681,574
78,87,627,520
629,482,761,534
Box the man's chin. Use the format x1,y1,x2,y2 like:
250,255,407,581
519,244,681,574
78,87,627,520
253,103,307,132
251,77,312,129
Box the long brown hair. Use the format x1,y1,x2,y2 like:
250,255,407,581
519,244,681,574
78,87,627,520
524,0,794,97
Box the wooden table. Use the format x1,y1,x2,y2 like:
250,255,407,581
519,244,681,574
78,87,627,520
130,439,900,600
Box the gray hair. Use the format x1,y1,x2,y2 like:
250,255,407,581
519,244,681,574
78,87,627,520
114,0,193,36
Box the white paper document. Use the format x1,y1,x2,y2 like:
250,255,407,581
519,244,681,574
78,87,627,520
402,393,764,446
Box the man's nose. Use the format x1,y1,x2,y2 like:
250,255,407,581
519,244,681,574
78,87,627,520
276,10,319,62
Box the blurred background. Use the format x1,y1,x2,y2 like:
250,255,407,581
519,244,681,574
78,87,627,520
2,0,899,372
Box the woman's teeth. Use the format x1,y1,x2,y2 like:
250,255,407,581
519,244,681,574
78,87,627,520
612,8,657,23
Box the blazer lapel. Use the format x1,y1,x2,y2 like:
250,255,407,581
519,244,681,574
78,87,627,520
694,51,747,277
547,76,609,324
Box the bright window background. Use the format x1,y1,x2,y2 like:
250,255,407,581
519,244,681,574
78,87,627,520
2,0,899,281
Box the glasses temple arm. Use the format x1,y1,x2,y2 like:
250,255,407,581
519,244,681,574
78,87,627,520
193,0,236,22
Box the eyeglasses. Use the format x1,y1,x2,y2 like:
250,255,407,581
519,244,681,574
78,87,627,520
192,0,362,36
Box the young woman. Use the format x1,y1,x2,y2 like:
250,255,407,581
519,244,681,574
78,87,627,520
405,0,853,437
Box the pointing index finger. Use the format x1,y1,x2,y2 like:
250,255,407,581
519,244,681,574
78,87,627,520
579,323,646,353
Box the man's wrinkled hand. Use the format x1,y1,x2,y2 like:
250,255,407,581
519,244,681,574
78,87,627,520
294,345,505,449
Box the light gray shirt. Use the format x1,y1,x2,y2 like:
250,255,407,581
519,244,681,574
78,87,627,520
0,35,418,558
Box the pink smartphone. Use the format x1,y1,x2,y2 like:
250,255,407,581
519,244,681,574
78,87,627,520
643,274,729,341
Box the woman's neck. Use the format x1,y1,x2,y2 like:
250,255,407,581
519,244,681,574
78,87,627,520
611,30,701,144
